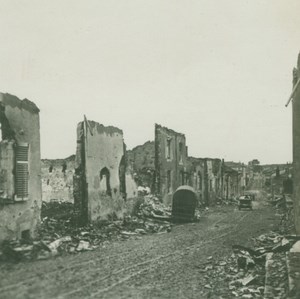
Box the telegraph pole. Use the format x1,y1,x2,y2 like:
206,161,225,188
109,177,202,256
292,53,300,234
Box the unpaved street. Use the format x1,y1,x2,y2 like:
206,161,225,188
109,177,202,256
0,197,278,299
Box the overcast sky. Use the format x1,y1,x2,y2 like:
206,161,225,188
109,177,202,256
0,0,299,164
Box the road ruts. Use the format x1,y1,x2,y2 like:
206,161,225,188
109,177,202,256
0,202,278,299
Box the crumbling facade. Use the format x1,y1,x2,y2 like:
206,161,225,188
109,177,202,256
0,93,42,242
205,158,223,205
127,141,155,191
223,165,239,201
74,120,126,223
187,157,205,204
41,155,75,202
154,124,189,204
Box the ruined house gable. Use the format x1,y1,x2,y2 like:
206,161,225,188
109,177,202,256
74,120,126,222
0,93,41,241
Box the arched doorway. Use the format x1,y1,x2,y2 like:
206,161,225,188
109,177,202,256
100,167,112,196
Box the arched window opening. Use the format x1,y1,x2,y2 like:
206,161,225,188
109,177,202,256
100,167,112,196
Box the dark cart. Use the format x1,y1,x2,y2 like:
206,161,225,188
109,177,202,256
172,185,197,222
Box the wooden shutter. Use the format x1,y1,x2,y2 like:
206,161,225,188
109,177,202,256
15,143,29,201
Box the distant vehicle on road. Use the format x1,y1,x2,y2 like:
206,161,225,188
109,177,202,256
238,195,253,210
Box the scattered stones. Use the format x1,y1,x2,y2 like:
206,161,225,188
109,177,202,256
0,198,173,262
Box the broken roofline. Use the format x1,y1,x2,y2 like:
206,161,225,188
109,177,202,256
128,140,154,152
0,93,40,113
155,123,185,137
80,119,123,136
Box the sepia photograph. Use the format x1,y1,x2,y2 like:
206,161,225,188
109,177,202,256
0,1,299,298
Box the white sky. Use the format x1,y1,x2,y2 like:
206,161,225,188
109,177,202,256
0,0,298,164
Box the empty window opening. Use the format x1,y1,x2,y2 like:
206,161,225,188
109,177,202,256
62,163,67,173
119,155,126,199
166,138,172,159
180,171,184,185
21,229,30,241
198,171,202,190
47,179,50,185
100,167,112,196
184,172,188,185
49,165,53,173
179,142,183,163
167,170,171,193
0,102,15,140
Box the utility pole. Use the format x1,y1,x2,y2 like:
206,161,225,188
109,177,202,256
292,53,300,234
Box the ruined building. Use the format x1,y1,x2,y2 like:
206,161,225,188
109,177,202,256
154,124,189,204
126,141,155,191
187,157,205,204
0,93,41,242
223,165,239,200
74,120,128,223
204,158,223,204
41,155,75,202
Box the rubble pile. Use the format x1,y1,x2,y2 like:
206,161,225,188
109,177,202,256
0,197,172,263
228,231,297,298
136,195,172,219
199,231,297,298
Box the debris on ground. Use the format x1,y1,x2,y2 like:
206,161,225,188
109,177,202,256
0,197,173,263
136,195,172,219
198,229,296,299
229,231,297,298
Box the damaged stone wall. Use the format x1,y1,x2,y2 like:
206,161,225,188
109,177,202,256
154,124,189,204
187,157,206,205
205,158,223,205
41,155,75,202
223,165,239,200
0,93,41,242
74,121,126,223
127,141,155,191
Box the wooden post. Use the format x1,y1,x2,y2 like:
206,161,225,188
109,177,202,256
293,53,300,234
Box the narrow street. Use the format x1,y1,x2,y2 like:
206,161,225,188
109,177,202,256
0,193,279,299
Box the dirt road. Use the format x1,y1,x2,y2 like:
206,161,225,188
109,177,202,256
0,199,278,299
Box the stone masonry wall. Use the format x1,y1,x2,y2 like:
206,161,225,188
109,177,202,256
41,155,75,202
74,121,126,222
155,124,189,205
0,93,41,242
127,141,155,191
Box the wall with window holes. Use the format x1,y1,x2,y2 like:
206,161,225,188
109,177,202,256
41,155,75,202
187,157,206,205
0,93,41,242
74,121,127,222
154,124,189,205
